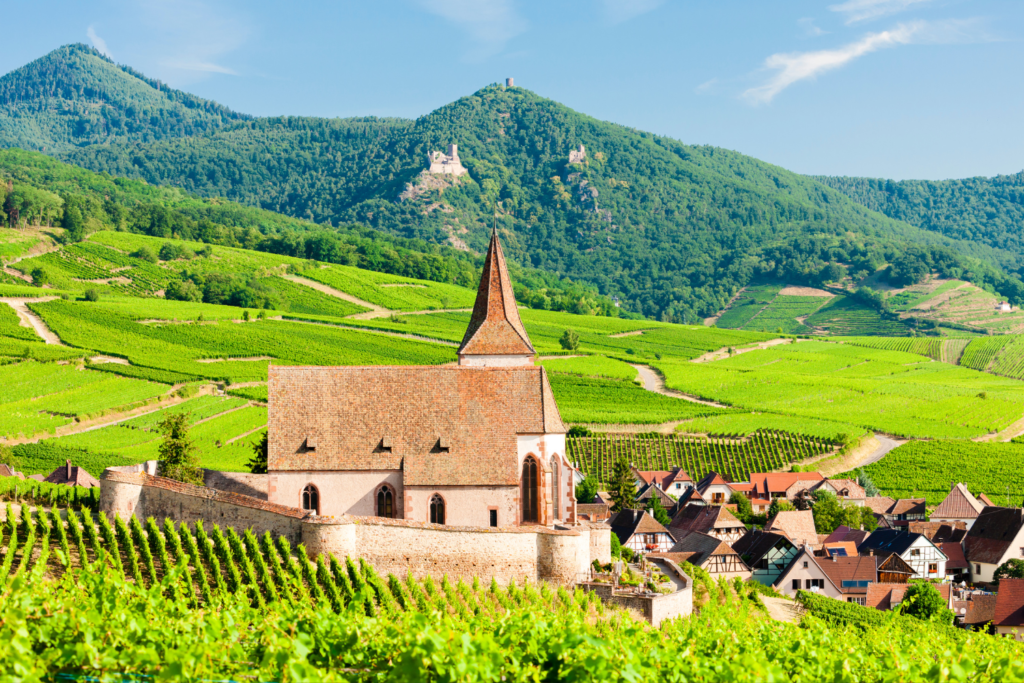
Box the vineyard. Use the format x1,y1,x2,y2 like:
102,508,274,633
1,508,1020,681
568,432,837,484
842,439,1024,505
740,295,831,334
959,336,1011,372
653,341,1024,439
549,374,728,425
0,303,40,342
804,296,913,336
539,356,638,382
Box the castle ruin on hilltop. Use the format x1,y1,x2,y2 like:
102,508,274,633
569,145,587,164
427,144,468,176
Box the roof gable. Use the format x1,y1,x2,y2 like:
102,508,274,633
766,510,818,547
458,230,534,357
609,509,672,543
994,579,1024,627
732,530,795,564
932,483,984,520
666,530,744,567
964,507,1024,565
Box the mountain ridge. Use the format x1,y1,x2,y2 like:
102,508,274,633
2,45,1023,321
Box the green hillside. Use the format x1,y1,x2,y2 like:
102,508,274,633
0,44,247,152
2,45,1021,322
816,173,1024,262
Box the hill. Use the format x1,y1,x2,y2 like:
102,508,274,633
0,44,247,152
815,173,1024,262
3,46,1022,323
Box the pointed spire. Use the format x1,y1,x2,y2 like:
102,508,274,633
458,229,534,362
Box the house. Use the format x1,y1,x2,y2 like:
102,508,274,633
609,510,675,554
993,578,1024,641
775,548,878,604
931,483,986,530
733,530,799,586
634,469,673,490
765,509,819,548
824,525,870,548
694,471,734,505
594,491,614,505
43,460,100,488
652,530,751,580
873,551,916,584
669,504,746,543
747,471,824,501
953,594,997,631
266,230,574,528
661,468,694,495
997,301,1013,313
576,503,611,522
0,463,24,479
864,496,896,521
885,499,928,526
727,482,772,513
941,542,969,580
858,529,948,579
963,507,1024,584
866,583,952,612
907,521,967,543
637,482,678,516
673,487,709,509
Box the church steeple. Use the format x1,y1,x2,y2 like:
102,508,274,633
458,229,535,366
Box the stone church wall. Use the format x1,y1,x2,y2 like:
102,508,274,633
101,472,608,586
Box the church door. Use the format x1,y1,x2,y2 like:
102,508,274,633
522,457,539,523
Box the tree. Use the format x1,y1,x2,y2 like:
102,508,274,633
730,491,753,523
131,247,158,263
164,279,202,302
30,267,48,286
61,205,85,243
767,497,795,519
811,490,845,534
610,530,622,558
567,425,591,437
157,412,203,485
559,329,580,351
856,469,880,498
247,431,268,474
575,474,599,504
901,582,954,624
994,558,1024,585
645,494,671,526
609,458,637,512
0,443,19,472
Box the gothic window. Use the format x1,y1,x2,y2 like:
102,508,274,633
377,485,395,518
550,456,560,522
522,457,539,523
301,484,320,515
430,494,445,525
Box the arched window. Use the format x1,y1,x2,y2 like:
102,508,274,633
522,457,539,523
301,484,320,515
377,485,395,518
551,456,560,522
429,494,445,525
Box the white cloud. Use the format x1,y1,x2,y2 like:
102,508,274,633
161,61,238,75
798,17,827,37
829,0,935,24
743,19,993,105
695,78,717,94
601,0,664,25
87,25,113,59
416,0,527,59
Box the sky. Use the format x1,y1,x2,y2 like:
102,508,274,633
3,0,1023,180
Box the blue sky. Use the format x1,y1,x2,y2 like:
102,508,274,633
3,0,1022,180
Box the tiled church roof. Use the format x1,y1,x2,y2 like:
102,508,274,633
269,364,565,486
458,229,535,357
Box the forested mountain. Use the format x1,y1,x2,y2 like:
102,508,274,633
3,45,1024,321
0,44,247,152
815,174,1024,255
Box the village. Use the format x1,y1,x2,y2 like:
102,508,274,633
3,226,1023,642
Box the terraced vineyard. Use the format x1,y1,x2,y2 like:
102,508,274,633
568,432,836,484
296,263,477,312
0,302,40,341
742,295,831,334
804,296,913,336
837,336,951,362
959,336,1012,371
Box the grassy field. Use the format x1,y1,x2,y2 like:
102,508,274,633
653,341,1024,439
841,440,1024,505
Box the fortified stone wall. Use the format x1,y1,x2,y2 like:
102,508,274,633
101,472,609,585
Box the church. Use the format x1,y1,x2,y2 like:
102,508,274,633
267,230,576,528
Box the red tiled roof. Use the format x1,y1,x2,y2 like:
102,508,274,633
824,525,869,547
695,471,732,494
864,496,896,514
268,364,565,486
821,541,859,557
662,468,693,488
821,478,866,499
748,471,823,497
636,470,673,487
867,583,950,610
994,578,1024,627
940,542,968,569
814,553,878,594
458,230,535,357
932,484,984,520
766,510,819,547
0,464,24,479
979,493,997,507
661,530,746,568
43,460,100,488
954,595,997,625
888,499,926,516
908,521,967,542
729,482,755,493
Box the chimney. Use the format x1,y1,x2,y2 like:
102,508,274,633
66,459,72,480
869,549,874,556
832,553,838,562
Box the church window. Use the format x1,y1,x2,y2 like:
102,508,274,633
551,456,561,522
301,484,320,515
377,485,395,518
430,494,445,525
522,457,539,523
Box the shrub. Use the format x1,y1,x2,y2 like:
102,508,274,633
83,289,99,302
131,247,158,264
